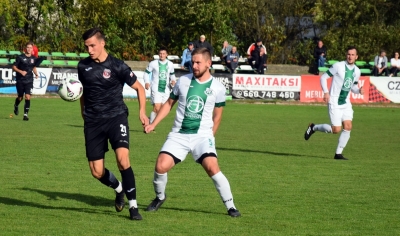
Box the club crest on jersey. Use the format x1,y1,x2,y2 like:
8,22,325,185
204,87,213,96
103,69,111,79
31,59,34,64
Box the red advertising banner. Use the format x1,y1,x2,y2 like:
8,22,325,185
300,75,370,103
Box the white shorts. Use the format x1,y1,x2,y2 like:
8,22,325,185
151,90,170,105
328,104,353,126
160,132,217,163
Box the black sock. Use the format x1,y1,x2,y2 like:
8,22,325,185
24,100,31,114
120,167,136,200
98,168,120,189
15,98,21,107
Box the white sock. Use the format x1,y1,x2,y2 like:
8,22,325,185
211,171,236,210
314,124,332,133
115,181,123,193
128,199,138,208
153,171,167,200
150,111,157,124
336,130,351,154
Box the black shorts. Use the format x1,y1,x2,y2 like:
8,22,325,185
16,81,33,97
84,113,130,161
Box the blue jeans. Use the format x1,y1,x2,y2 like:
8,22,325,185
318,56,326,67
183,61,193,73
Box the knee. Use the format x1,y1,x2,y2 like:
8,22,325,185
91,169,103,179
332,127,342,134
155,155,175,174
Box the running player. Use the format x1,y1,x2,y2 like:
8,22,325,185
143,48,176,124
12,41,39,121
144,48,241,217
78,28,148,220
304,46,364,160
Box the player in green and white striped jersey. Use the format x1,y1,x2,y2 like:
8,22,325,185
144,48,176,124
144,48,241,217
304,46,364,160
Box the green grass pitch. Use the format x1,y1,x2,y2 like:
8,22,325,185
0,97,399,235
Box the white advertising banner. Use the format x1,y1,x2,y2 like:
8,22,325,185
122,71,151,98
370,77,400,103
32,68,53,95
232,74,301,92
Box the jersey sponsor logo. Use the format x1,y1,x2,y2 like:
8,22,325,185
103,69,111,79
159,70,167,81
85,67,92,71
342,77,353,91
185,95,204,119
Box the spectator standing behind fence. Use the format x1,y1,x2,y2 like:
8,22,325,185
194,35,214,56
372,50,389,76
389,52,400,77
246,39,266,68
181,42,194,73
314,40,327,74
221,41,232,64
226,46,239,74
254,47,267,74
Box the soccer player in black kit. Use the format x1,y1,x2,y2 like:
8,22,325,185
12,41,39,121
78,28,149,220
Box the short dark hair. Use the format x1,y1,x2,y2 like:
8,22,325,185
159,47,168,53
347,46,358,54
82,27,105,41
26,41,34,47
380,49,386,54
192,47,211,61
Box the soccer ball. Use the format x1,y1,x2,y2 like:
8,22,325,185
58,78,83,102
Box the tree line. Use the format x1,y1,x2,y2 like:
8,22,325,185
1,0,400,64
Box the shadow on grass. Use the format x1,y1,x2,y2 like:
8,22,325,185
66,124,83,128
217,147,325,159
0,196,111,215
20,187,113,207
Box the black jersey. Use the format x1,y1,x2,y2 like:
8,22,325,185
78,55,137,120
14,54,38,82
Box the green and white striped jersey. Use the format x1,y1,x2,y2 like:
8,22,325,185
323,61,361,106
170,74,226,134
144,60,176,93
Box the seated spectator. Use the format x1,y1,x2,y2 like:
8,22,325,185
313,40,327,74
221,41,232,64
247,39,266,68
372,50,389,76
254,47,267,74
181,42,194,73
226,46,239,73
389,52,400,77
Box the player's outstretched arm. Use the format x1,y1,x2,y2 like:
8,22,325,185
144,98,177,133
212,107,224,136
131,80,149,126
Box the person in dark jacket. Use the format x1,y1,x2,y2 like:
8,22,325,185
314,40,327,68
254,47,267,74
193,35,214,56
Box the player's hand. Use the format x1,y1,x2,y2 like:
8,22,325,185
139,113,149,127
21,71,27,76
359,86,364,95
323,93,330,103
170,80,176,87
144,124,155,133
145,83,150,90
35,74,39,79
